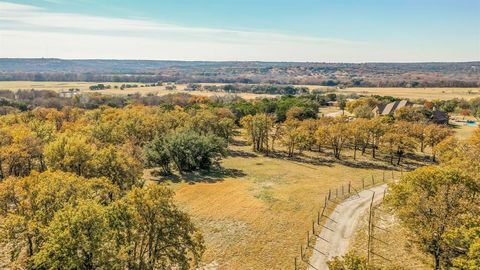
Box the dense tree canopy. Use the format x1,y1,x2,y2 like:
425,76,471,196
386,131,480,270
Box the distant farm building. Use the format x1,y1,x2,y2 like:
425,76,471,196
372,100,411,116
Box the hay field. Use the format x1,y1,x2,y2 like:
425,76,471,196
336,87,480,100
1,81,479,100
0,81,276,100
146,140,398,270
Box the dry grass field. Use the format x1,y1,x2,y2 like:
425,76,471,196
336,87,480,101
452,124,478,141
0,81,276,100
144,138,405,270
1,81,480,101
349,204,431,269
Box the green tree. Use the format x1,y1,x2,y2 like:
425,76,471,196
394,106,427,122
328,252,399,270
367,118,387,159
0,171,117,263
348,119,370,160
381,122,417,165
144,132,227,174
0,125,44,178
91,144,143,191
386,166,479,269
240,113,275,153
108,185,205,269
317,120,349,159
281,119,302,156
353,104,374,119
45,132,95,176
424,124,452,162
444,213,480,269
32,200,116,270
144,136,172,175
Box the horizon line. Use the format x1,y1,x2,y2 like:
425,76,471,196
1,57,479,65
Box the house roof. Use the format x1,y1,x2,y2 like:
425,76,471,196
431,110,448,122
377,100,410,115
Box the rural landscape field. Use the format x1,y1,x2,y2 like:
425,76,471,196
0,0,479,270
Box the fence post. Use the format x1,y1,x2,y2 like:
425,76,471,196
383,171,385,182
391,170,394,180
371,175,375,185
367,192,375,265
336,188,338,198
295,257,297,270
348,182,351,194
317,211,320,225
362,178,365,189
328,189,331,200
307,231,310,246
300,245,304,260
312,221,315,235
342,185,344,196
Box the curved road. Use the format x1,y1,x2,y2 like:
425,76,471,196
308,184,387,270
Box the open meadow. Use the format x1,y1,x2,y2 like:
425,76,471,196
336,87,480,101
1,81,480,101
1,0,478,268
144,138,409,270
0,81,277,100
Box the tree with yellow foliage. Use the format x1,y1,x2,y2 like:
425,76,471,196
281,118,302,157
241,113,276,154
45,132,95,176
386,166,479,269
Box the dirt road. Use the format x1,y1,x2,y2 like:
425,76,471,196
308,184,388,270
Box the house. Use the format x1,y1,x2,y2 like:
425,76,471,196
430,109,449,125
372,100,411,116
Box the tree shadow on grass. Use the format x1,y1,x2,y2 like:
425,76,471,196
227,149,258,158
336,159,395,171
152,166,247,184
229,138,248,147
266,150,335,167
265,149,409,171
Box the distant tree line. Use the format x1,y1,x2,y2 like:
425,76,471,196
1,59,479,88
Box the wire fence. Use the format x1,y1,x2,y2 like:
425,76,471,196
294,169,402,270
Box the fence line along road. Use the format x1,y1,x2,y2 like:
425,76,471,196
307,184,388,270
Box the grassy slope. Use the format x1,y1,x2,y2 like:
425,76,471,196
147,141,403,270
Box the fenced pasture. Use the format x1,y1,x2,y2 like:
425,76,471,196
348,199,431,269
296,171,396,270
147,140,405,270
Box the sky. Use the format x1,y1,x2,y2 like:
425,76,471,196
0,0,479,62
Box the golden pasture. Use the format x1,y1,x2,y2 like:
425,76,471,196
146,141,399,270
1,81,480,100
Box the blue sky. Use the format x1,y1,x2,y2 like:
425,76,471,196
0,0,479,61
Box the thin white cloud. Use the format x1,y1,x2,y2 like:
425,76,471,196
0,1,476,61
0,1,360,45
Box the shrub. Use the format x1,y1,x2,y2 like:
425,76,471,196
144,131,227,174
